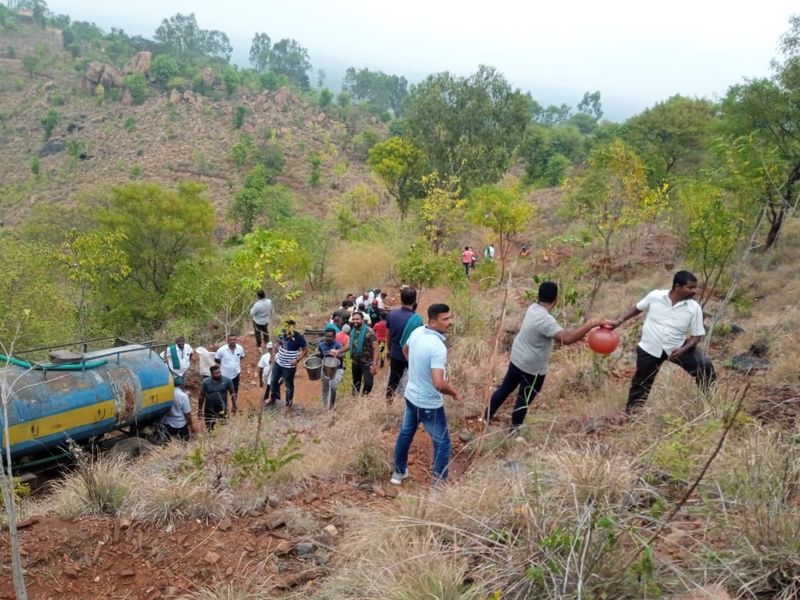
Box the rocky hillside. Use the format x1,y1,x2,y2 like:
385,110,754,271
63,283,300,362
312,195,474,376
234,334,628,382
0,20,379,233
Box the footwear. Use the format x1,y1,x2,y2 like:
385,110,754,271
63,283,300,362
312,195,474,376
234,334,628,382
389,469,409,485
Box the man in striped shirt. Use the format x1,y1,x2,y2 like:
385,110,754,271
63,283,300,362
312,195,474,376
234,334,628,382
268,319,308,408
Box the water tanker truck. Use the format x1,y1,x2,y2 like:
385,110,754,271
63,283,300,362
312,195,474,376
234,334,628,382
0,341,173,468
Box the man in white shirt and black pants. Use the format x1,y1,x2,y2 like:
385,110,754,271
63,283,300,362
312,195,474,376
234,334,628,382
613,270,717,414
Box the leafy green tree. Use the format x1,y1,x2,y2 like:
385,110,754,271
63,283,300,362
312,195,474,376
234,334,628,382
21,52,37,77
89,182,215,333
29,155,39,176
673,182,744,306
233,105,247,129
342,67,408,115
419,174,465,254
318,88,333,109
150,54,179,85
223,68,239,95
269,38,312,90
403,66,529,191
467,182,534,280
55,230,130,338
567,139,665,312
40,108,58,140
230,133,251,168
625,95,715,186
248,32,271,72
367,137,427,219
122,73,147,104
396,240,449,291
252,139,285,181
154,13,232,62
577,90,603,121
0,238,74,348
308,152,321,187
230,165,295,234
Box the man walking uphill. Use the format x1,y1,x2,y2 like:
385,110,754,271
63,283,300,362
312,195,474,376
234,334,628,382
385,286,424,402
612,270,716,414
250,289,273,352
269,319,308,408
484,282,611,431
391,303,461,486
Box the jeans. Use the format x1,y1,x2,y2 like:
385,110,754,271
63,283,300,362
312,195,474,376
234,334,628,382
626,346,717,413
463,262,470,275
322,368,344,409
203,405,226,431
270,363,297,406
486,362,546,428
386,357,408,400
393,398,452,482
351,362,374,395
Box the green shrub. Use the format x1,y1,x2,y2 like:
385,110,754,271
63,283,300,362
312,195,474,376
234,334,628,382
150,54,179,85
308,151,321,187
233,105,246,129
260,71,288,91
66,138,85,158
230,133,251,168
230,436,302,488
123,116,135,132
319,88,333,109
122,72,147,105
223,68,239,96
29,155,40,176
40,108,58,140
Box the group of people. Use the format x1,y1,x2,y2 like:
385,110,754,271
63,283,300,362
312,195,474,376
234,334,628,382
460,244,496,275
159,271,717,491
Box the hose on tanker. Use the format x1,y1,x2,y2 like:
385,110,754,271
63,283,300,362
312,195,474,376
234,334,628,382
0,353,107,371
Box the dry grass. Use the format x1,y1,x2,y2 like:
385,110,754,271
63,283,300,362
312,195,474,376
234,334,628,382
49,452,131,517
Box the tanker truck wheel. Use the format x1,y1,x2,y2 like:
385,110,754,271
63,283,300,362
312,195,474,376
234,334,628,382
108,436,154,460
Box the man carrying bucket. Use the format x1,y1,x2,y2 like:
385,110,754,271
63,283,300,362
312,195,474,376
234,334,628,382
349,311,379,396
269,318,308,409
317,325,345,409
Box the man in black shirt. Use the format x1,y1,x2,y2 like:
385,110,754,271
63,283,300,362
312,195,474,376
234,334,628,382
197,364,236,430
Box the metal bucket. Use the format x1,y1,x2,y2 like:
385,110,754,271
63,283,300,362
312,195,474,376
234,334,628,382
322,357,339,378
304,356,323,381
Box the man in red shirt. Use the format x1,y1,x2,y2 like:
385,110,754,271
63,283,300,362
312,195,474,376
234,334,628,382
461,246,475,276
373,311,388,368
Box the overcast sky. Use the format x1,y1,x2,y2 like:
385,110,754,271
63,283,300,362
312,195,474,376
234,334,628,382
46,0,797,120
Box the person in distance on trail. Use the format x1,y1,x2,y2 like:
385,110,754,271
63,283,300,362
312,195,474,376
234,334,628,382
162,376,196,440
332,299,352,325
484,244,495,262
160,335,194,379
484,281,612,432
385,286,424,403
250,289,273,353
349,311,379,396
612,270,717,415
373,310,389,368
269,318,308,408
198,364,236,431
317,325,345,409
390,303,462,486
461,246,475,276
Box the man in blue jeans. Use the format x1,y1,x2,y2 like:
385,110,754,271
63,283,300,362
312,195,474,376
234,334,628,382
269,319,308,408
390,303,462,486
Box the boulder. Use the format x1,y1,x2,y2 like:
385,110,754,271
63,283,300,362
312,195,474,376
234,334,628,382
124,51,151,75
169,88,181,105
273,87,293,107
121,89,134,106
183,90,201,110
84,61,105,85
201,67,215,88
99,65,123,89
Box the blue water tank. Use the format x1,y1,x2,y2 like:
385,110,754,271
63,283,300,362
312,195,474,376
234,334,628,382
0,344,173,460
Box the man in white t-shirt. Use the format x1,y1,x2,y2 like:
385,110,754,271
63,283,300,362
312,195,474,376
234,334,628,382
215,335,245,394
161,376,195,440
613,270,717,414
257,341,274,405
160,336,193,378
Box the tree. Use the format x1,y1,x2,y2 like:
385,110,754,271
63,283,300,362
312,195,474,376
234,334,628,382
625,95,715,186
123,72,147,104
367,137,427,219
40,108,58,140
419,174,465,254
269,38,312,89
403,66,530,191
567,139,665,312
88,182,215,333
150,54,179,85
673,182,745,307
55,230,130,339
248,32,271,72
21,52,37,77
467,182,534,280
577,90,603,121
154,13,232,63
230,165,295,234
342,67,409,115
